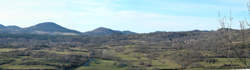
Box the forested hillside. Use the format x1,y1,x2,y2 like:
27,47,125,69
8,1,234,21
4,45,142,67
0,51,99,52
0,28,249,70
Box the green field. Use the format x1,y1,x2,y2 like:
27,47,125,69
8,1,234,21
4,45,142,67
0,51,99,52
75,59,127,70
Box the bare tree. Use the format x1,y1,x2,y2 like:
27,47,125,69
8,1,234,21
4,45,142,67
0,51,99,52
239,19,248,66
218,10,234,64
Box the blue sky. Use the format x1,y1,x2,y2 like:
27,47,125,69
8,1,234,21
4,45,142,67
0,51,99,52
0,0,248,33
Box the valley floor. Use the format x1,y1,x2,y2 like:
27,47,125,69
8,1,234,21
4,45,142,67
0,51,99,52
0,46,250,70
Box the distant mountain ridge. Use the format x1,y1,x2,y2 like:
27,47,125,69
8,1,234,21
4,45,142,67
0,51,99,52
0,22,136,36
25,22,79,33
83,27,136,36
6,26,22,30
0,24,6,29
